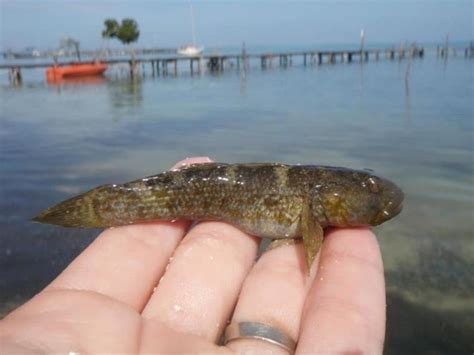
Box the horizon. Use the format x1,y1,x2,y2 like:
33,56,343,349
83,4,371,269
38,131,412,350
1,1,473,51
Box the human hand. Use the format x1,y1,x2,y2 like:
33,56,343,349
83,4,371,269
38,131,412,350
0,157,386,354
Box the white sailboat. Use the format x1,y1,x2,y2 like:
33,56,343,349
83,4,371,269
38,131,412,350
177,5,203,56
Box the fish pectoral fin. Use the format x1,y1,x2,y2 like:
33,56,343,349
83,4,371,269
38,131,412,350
267,238,297,251
301,204,324,272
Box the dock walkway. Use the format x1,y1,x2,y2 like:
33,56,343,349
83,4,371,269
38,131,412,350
0,47,429,84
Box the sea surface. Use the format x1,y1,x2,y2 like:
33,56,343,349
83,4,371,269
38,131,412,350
1,47,473,354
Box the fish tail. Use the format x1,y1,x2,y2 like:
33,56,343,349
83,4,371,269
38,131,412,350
32,185,115,228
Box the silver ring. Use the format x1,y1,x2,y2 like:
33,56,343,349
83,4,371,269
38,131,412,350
224,321,296,353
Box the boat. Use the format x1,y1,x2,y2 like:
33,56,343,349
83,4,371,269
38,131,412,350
177,5,204,57
177,45,203,57
46,62,108,81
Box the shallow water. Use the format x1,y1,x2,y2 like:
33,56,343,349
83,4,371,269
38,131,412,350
1,54,473,353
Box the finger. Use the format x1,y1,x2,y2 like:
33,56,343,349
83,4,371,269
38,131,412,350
141,221,259,342
1,288,141,354
297,228,386,354
45,157,212,311
225,242,316,355
46,222,189,311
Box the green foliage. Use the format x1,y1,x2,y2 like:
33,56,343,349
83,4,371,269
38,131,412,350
116,18,140,45
102,19,119,39
102,18,139,61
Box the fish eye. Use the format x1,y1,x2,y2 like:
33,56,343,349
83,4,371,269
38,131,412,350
367,177,379,193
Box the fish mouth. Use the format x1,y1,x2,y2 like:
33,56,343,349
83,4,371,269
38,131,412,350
389,201,403,218
373,199,403,225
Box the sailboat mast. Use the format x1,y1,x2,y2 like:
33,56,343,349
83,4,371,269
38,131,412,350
190,4,196,46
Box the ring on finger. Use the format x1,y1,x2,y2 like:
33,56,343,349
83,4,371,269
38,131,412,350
224,321,297,354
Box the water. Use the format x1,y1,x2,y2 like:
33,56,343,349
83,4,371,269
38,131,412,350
1,54,473,353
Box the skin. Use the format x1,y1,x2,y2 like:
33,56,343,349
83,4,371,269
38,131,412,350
0,157,386,354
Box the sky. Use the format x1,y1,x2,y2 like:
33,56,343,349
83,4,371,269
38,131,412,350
1,0,472,51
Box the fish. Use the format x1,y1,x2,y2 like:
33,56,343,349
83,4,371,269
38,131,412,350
32,163,404,270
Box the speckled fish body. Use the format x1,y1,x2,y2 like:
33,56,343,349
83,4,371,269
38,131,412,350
33,163,404,269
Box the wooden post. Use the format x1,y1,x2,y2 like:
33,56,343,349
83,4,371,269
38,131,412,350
318,53,322,64
348,52,353,62
399,48,404,60
190,59,194,75
151,61,155,76
329,52,335,64
364,51,369,61
173,60,177,76
261,56,266,69
220,58,224,71
9,67,22,85
157,60,160,76
304,53,307,66
129,60,134,78
444,33,449,59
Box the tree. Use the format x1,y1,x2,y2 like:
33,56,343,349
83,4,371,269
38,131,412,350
116,18,140,45
102,19,119,39
102,18,140,60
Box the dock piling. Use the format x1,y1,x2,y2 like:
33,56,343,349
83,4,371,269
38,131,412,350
9,67,22,85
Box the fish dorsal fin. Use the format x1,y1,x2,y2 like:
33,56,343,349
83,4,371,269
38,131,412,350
301,202,324,273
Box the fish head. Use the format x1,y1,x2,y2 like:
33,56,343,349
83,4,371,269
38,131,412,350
316,169,404,227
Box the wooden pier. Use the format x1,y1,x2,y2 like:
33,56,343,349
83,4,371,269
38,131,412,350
2,45,468,85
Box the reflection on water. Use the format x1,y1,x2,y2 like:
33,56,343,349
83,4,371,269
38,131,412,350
107,78,144,108
1,56,473,353
46,75,107,86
